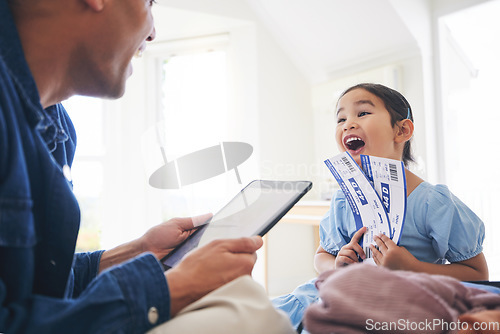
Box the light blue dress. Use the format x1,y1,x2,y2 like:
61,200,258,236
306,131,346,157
272,182,486,329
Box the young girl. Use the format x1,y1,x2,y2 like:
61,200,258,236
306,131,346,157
273,83,489,329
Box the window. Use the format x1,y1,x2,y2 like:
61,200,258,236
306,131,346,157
142,35,263,285
143,35,251,219
438,0,500,278
63,96,105,252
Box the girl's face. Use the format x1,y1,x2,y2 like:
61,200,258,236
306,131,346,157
335,88,401,165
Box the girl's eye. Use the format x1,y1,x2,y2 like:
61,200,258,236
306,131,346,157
337,118,346,124
358,111,370,117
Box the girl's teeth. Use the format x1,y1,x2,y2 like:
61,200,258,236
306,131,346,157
346,137,361,143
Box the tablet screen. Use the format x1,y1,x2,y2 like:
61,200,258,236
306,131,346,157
161,180,312,270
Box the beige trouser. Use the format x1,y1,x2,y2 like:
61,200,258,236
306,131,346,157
148,276,295,334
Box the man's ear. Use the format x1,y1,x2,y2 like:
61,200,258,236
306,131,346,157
395,119,414,143
82,0,105,11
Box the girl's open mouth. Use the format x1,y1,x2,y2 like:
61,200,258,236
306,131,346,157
344,136,365,151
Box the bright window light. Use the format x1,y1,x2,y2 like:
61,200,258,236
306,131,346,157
439,0,500,279
145,49,241,219
161,51,228,157
63,96,105,252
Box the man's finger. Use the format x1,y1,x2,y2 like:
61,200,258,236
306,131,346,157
210,236,263,254
190,213,213,227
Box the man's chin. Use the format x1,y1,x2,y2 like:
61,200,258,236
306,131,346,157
94,84,126,100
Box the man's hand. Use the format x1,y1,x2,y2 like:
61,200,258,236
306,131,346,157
335,227,367,268
99,214,211,273
138,213,212,260
165,236,263,316
370,233,418,270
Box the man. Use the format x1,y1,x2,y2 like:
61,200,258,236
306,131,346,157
0,0,294,332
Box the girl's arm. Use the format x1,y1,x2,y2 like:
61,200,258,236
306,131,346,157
411,252,488,281
370,234,489,281
314,246,336,274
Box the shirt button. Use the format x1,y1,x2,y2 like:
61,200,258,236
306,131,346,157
148,307,159,325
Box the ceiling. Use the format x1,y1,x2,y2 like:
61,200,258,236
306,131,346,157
154,0,421,84
244,0,419,83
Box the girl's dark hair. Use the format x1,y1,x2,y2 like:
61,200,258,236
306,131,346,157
338,83,415,167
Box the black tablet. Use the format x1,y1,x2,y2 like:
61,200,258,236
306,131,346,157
161,180,312,270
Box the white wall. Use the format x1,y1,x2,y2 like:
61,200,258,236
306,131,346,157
252,15,319,295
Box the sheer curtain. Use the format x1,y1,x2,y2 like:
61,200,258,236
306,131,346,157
438,0,500,279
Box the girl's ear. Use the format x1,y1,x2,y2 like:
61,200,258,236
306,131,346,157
395,119,414,143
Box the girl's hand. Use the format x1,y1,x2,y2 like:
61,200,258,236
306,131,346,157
335,227,367,268
369,233,419,270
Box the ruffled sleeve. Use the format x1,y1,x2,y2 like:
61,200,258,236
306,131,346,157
319,190,357,256
413,184,484,263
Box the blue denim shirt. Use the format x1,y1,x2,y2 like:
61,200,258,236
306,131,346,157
0,1,171,332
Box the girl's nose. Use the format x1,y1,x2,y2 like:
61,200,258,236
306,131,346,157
343,119,358,131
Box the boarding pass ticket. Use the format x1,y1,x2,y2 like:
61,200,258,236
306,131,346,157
324,152,391,260
361,155,407,245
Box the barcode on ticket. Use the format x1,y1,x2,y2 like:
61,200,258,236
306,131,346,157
342,156,355,173
389,163,398,182
364,246,372,258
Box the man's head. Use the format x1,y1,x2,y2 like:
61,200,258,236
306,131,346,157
9,0,157,106
72,0,157,99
